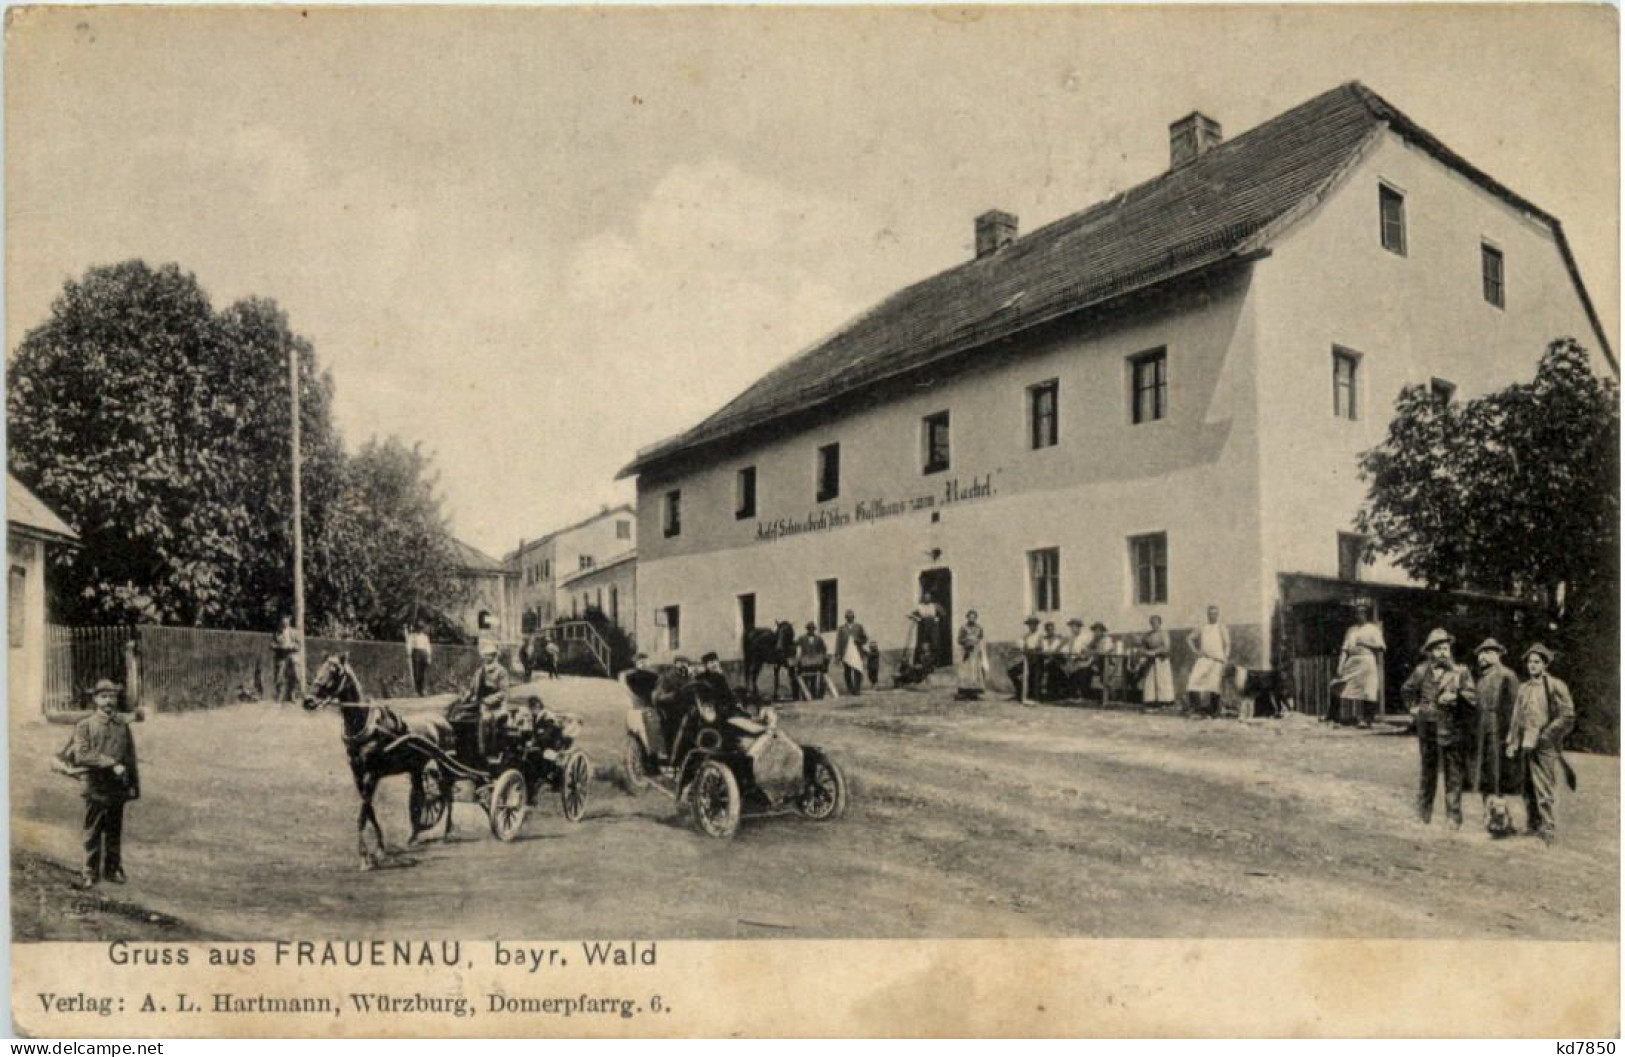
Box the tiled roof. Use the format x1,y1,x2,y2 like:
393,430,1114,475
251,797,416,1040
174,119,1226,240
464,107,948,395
450,537,506,574
7,475,78,543
621,82,1612,478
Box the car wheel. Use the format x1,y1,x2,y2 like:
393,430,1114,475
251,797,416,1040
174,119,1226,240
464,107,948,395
797,748,849,821
489,769,528,842
690,760,741,840
622,734,651,794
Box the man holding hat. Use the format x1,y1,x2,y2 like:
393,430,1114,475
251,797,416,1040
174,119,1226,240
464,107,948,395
1401,628,1478,828
1505,643,1575,844
1007,616,1044,703
1469,638,1521,803
58,680,142,889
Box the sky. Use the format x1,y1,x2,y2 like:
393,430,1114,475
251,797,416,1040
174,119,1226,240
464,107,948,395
6,5,1618,559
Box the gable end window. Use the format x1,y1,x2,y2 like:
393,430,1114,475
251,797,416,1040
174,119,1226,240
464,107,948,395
1332,347,1360,421
1481,242,1505,308
816,443,841,503
922,411,951,474
735,466,757,520
1379,184,1407,256
662,490,682,538
1028,380,1059,450
1430,377,1456,405
1130,348,1168,424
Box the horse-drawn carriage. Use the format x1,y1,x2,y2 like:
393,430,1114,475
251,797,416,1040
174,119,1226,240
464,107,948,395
419,694,592,842
304,654,591,867
619,668,848,839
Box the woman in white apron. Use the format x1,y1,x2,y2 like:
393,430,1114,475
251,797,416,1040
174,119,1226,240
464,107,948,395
1331,602,1385,728
955,610,989,701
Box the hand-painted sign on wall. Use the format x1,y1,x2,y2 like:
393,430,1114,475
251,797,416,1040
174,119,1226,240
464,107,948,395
755,473,997,543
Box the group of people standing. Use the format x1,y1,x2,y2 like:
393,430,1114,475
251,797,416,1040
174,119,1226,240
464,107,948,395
946,604,1229,715
1400,627,1574,843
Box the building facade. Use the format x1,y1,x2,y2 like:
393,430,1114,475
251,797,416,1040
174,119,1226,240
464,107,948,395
506,504,637,632
620,83,1613,699
557,549,637,639
448,538,516,642
7,476,79,715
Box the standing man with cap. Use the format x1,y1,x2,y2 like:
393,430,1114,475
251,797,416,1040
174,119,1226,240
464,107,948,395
1185,605,1230,718
270,614,303,705
406,623,433,697
1505,643,1575,844
58,680,141,889
1469,638,1520,805
834,610,869,695
1401,628,1478,829
1006,616,1044,703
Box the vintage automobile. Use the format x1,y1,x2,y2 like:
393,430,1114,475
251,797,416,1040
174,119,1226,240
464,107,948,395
620,669,848,839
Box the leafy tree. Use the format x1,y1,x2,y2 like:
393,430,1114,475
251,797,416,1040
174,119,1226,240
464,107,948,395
8,260,469,641
6,262,344,625
1356,338,1619,749
315,436,472,641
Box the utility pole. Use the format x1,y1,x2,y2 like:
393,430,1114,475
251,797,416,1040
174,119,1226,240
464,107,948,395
289,342,306,696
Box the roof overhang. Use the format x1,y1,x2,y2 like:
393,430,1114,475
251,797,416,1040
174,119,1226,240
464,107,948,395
618,249,1270,481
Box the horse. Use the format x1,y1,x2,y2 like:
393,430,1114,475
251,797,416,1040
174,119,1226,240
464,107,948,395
741,620,796,702
302,653,456,870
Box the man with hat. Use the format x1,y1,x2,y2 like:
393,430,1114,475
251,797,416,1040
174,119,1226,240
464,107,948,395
1469,638,1521,804
1400,628,1478,828
270,614,304,705
448,640,508,760
834,610,870,696
1505,643,1575,844
1036,621,1067,701
794,621,830,700
58,680,142,889
1059,618,1092,700
1007,616,1044,703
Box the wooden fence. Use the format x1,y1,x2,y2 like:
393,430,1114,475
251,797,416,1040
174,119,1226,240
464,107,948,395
1291,655,1338,719
41,624,484,715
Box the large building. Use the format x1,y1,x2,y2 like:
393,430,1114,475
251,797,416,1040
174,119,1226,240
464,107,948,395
618,83,1613,704
505,503,637,632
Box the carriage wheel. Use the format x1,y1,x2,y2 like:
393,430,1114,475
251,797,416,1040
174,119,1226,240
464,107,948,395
796,748,849,821
489,769,528,842
690,760,741,840
559,750,590,823
411,760,449,832
621,734,651,794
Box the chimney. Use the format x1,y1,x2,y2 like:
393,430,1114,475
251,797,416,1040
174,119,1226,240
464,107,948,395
974,210,1018,259
1169,111,1222,169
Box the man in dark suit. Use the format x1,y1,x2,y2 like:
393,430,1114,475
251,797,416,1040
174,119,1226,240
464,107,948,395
59,680,141,889
834,610,870,695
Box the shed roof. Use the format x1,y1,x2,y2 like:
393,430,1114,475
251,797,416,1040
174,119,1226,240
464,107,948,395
7,475,79,545
621,81,1612,478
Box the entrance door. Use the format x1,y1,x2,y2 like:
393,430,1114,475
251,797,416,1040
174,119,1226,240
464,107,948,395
737,593,756,638
918,567,953,664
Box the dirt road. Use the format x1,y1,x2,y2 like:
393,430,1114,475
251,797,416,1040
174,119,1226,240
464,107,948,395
12,677,1617,940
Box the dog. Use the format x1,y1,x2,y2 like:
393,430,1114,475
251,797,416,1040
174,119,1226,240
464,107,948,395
1484,795,1517,839
1228,665,1294,719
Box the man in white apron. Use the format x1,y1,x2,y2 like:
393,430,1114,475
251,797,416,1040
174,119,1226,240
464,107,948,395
1184,605,1229,718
